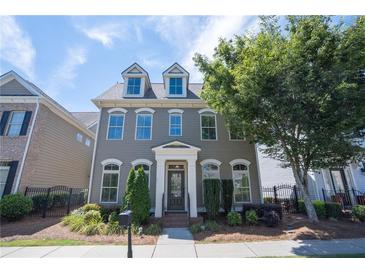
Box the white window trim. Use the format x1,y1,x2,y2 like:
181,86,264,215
123,77,145,97
106,113,125,140
228,129,245,141
167,77,186,97
135,113,153,141
230,159,252,203
200,113,218,141
6,111,26,137
200,159,222,166
131,159,153,188
135,108,155,114
198,108,216,114
169,113,182,137
108,108,128,114
168,109,184,114
99,159,122,204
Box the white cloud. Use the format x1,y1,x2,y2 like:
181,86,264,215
182,16,260,82
48,46,87,96
76,23,127,48
0,16,36,79
149,16,260,82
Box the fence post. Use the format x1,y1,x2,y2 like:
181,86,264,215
273,186,278,204
24,186,29,196
66,188,73,215
42,188,51,218
293,185,299,212
322,188,326,202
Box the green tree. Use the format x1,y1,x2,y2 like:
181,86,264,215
194,16,365,222
204,178,221,219
130,167,151,225
122,167,136,211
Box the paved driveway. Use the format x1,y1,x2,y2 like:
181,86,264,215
2,229,365,258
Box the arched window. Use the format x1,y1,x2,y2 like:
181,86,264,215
230,159,251,203
132,159,152,188
100,159,122,203
201,159,221,202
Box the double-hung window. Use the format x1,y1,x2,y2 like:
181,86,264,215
6,111,25,137
107,114,124,140
232,163,251,203
127,77,141,95
169,114,182,136
169,77,183,95
101,163,120,203
0,162,11,199
201,114,217,140
136,114,152,140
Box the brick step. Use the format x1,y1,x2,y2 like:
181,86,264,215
162,212,189,227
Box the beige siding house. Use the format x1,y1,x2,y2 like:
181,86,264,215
0,71,96,197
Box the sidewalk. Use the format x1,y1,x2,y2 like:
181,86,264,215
1,228,365,258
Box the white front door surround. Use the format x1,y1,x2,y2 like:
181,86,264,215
152,141,201,218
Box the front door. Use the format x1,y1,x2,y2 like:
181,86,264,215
167,170,185,210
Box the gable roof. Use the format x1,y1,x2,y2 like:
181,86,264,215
121,62,151,87
71,112,99,128
0,70,95,138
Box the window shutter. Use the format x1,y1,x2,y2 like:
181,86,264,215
20,111,32,136
3,161,19,197
0,111,10,136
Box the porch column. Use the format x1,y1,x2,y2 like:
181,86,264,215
154,157,165,218
187,157,198,217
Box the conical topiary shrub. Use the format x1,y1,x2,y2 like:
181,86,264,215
130,167,150,225
122,167,136,211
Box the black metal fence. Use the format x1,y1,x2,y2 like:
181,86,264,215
322,188,365,208
262,184,303,214
24,185,88,218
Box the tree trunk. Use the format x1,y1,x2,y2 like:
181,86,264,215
291,166,319,223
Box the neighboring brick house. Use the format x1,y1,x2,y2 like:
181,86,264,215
0,71,95,197
88,63,263,219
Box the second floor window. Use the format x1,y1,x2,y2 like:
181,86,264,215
136,114,152,140
169,114,182,136
76,133,83,142
6,111,25,137
201,114,217,140
169,77,183,95
107,114,124,140
127,77,141,95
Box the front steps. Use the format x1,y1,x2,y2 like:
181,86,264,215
162,212,189,228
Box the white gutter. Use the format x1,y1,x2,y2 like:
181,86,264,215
14,98,40,193
87,111,102,203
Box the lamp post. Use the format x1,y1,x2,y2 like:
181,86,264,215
119,209,133,258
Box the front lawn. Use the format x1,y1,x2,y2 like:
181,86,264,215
0,239,91,247
192,214,365,243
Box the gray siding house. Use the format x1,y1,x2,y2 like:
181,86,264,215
88,63,262,218
0,71,95,197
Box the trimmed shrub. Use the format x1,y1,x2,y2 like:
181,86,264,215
144,224,161,235
122,168,136,210
264,210,280,227
352,205,365,222
84,210,102,224
0,194,33,221
31,194,53,212
242,203,282,219
227,211,242,226
108,211,119,223
222,179,233,214
106,221,123,235
100,207,119,223
83,203,101,212
204,220,219,232
203,178,221,220
312,200,326,219
325,202,342,219
245,209,258,225
130,168,151,225
190,223,203,234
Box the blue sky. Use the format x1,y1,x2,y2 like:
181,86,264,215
0,16,357,112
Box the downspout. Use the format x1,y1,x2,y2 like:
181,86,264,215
14,98,40,193
254,144,264,203
87,110,102,203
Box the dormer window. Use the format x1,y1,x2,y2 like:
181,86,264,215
169,77,183,95
127,77,141,95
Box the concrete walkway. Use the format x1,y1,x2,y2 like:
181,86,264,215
1,229,365,258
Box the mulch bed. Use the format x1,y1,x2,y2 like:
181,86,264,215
193,214,365,243
0,216,158,245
